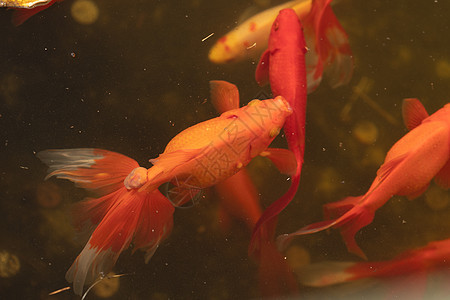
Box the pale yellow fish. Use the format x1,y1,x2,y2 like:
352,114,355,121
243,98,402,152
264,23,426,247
209,0,312,63
0,0,52,8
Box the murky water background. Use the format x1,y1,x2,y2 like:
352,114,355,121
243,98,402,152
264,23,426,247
1,0,450,299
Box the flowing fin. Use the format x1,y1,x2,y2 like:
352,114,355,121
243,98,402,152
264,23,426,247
402,98,429,131
278,195,373,259
66,188,174,295
302,0,353,91
12,0,58,26
255,49,271,86
435,160,450,189
260,148,297,175
376,153,409,181
209,80,240,112
37,148,139,196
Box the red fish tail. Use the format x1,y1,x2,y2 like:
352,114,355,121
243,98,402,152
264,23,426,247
303,0,353,91
37,148,139,196
66,188,174,295
258,240,299,297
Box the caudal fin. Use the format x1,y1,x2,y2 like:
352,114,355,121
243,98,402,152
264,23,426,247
37,148,139,196
66,188,174,295
277,196,374,259
38,148,175,295
301,0,353,92
11,0,58,26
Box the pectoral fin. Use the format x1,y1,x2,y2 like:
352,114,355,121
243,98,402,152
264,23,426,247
402,98,429,131
140,148,204,192
255,49,271,86
260,148,297,175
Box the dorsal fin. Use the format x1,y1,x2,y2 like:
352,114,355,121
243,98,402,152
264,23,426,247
402,98,429,131
209,80,240,113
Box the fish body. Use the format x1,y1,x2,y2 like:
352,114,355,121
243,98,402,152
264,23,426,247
278,99,450,259
38,96,292,295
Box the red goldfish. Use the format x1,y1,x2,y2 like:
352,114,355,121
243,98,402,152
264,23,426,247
251,7,307,259
296,238,450,288
2,0,62,26
278,99,450,259
38,95,293,295
209,0,353,92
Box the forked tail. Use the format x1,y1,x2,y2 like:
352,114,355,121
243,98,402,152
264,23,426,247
37,149,175,295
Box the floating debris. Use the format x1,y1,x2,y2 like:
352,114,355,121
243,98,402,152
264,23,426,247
92,272,120,298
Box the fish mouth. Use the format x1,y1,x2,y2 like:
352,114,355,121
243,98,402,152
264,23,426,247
273,96,293,114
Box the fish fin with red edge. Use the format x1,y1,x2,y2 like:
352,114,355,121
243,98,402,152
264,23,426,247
66,188,174,295
402,98,429,131
11,0,58,26
215,169,262,231
260,148,298,175
435,159,450,189
297,261,356,287
258,240,299,297
209,80,240,112
303,0,353,92
37,148,139,196
255,49,271,86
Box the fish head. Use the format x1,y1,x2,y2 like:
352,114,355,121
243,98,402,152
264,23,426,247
227,96,292,157
269,8,306,53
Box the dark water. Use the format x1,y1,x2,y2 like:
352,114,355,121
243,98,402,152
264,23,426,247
1,0,450,299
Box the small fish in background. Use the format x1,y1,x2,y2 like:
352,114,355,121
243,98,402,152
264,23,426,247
37,93,294,296
209,0,353,92
1,0,63,26
277,99,450,259
295,238,450,298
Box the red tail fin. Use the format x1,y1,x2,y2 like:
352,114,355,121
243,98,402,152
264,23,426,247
66,188,174,295
38,148,175,295
303,0,353,91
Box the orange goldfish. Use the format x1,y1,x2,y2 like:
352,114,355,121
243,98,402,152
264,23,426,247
38,95,293,295
278,99,450,259
209,0,353,92
1,0,62,26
